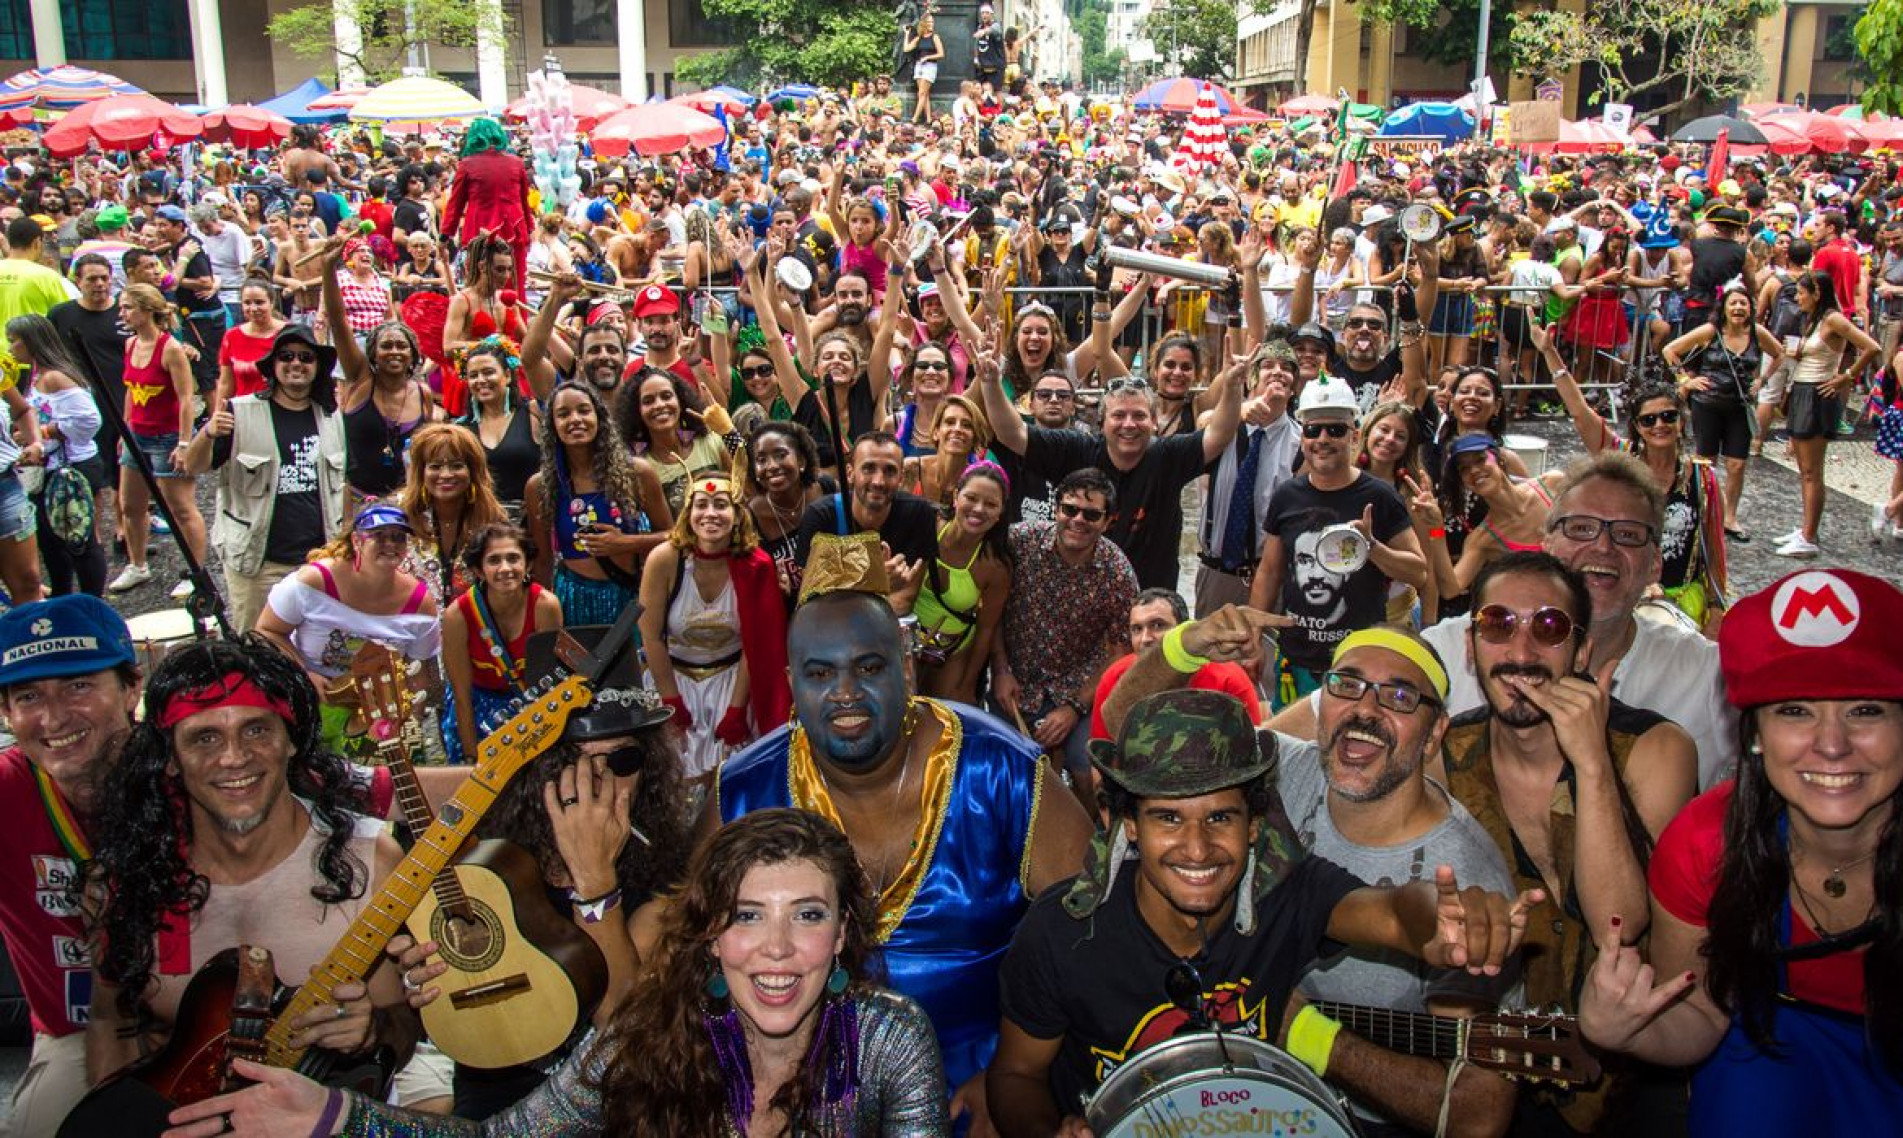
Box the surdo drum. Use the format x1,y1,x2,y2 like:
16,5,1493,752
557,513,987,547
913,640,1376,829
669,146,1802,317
1085,1032,1360,1138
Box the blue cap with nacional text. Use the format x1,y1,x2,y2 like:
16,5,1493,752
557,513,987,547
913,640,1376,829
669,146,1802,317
0,595,136,688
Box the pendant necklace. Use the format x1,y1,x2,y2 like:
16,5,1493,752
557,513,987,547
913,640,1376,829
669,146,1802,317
1793,836,1875,900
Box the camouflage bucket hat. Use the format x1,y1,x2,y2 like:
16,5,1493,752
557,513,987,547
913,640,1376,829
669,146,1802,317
1088,689,1276,798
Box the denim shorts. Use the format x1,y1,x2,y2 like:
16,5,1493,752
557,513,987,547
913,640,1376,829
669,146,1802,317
119,432,187,478
0,471,33,541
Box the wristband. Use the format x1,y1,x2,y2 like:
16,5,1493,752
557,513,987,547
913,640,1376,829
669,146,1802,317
1287,1005,1343,1077
570,888,623,924
312,1088,345,1138
1427,526,1446,540
1160,624,1210,674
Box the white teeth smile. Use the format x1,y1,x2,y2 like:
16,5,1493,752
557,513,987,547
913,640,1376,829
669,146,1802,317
832,715,869,729
1800,772,1861,789
753,975,798,994
1171,866,1221,884
45,731,85,748
1343,730,1385,747
217,774,262,790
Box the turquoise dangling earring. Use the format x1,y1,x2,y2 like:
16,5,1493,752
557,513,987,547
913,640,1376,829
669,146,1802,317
706,969,730,999
826,956,849,995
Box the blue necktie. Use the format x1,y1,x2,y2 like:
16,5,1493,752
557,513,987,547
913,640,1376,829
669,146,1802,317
1220,428,1265,571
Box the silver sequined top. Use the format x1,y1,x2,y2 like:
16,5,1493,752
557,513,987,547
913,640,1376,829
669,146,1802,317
344,989,950,1137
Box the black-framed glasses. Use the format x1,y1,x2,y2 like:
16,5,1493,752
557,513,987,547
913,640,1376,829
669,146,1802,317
912,359,951,372
1057,501,1107,523
1302,422,1350,439
1472,604,1578,647
737,363,776,380
1323,670,1439,714
1634,408,1681,429
1032,387,1074,401
1549,514,1656,548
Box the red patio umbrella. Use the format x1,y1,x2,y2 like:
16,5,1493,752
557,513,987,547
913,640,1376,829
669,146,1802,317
1751,116,1813,157
306,86,373,112
506,83,626,130
42,94,201,157
671,89,750,117
1278,93,1340,117
590,103,726,158
200,104,292,149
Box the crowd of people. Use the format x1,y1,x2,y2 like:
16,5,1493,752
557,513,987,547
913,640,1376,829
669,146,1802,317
0,64,1893,1138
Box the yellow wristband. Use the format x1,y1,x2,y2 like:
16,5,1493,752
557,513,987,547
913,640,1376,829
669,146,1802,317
1286,1005,1342,1077
1160,624,1209,674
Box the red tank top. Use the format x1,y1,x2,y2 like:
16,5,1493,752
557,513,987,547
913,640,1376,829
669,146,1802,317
124,332,178,436
454,583,542,692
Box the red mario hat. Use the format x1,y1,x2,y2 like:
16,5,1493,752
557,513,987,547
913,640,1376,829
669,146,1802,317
1719,569,1903,708
631,284,679,318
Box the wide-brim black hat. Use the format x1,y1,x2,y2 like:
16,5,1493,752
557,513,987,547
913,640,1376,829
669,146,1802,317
522,623,675,741
259,324,339,390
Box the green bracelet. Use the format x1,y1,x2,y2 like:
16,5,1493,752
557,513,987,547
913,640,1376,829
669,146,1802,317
1286,1005,1343,1077
1160,624,1210,674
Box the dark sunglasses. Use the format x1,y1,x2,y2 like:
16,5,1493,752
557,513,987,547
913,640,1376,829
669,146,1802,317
601,743,648,778
1549,514,1656,548
1634,408,1680,429
1302,422,1351,439
1472,604,1578,648
1323,670,1439,714
1032,387,1074,401
912,359,951,371
275,350,318,365
738,363,776,380
1057,501,1107,523
1343,317,1385,330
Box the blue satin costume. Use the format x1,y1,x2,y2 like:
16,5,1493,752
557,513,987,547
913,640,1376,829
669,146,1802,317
718,700,1044,1093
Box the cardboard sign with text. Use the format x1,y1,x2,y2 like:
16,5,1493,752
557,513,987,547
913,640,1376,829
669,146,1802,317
1510,99,1561,145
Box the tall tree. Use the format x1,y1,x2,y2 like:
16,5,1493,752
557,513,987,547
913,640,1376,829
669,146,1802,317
1856,0,1903,114
1508,0,1781,123
673,0,897,90
268,0,506,85
1355,0,1515,72
1141,0,1237,80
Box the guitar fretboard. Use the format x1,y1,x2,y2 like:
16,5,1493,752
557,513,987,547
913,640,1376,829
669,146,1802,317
262,677,588,1070
1311,1000,1465,1062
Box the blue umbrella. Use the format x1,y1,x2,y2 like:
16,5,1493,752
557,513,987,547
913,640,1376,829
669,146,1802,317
709,85,757,107
1378,101,1476,145
258,77,346,124
765,84,821,104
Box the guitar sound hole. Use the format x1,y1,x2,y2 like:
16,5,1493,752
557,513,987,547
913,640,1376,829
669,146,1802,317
429,897,505,972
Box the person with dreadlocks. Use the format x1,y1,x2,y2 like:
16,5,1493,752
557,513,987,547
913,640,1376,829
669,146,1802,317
441,117,531,292
163,809,949,1137
522,382,670,626
79,637,425,1127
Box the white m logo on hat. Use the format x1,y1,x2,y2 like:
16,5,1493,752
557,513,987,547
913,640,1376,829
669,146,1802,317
1771,571,1860,648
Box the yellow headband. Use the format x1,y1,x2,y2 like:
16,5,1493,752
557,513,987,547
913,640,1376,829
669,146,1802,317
1331,628,1449,701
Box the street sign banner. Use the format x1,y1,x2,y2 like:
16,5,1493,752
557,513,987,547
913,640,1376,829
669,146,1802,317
1535,78,1563,102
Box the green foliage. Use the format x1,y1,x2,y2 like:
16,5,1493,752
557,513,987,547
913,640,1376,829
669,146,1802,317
1356,0,1514,71
1505,0,1780,123
1857,0,1903,115
1141,0,1237,80
267,0,504,84
1076,0,1124,86
675,0,897,89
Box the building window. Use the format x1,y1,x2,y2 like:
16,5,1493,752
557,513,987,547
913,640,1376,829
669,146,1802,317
670,0,738,46
0,0,30,58
61,0,192,60
1821,15,1855,63
545,0,615,46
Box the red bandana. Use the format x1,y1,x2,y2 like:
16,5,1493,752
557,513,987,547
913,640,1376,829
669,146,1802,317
155,671,294,730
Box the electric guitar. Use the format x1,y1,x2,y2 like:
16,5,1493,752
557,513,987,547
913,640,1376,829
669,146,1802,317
1309,1000,1601,1088
354,644,608,1070
58,609,638,1135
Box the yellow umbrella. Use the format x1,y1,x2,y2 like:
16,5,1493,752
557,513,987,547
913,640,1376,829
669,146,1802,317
347,76,487,129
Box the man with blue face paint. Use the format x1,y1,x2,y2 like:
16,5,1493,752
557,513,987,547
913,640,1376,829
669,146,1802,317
708,531,1095,1136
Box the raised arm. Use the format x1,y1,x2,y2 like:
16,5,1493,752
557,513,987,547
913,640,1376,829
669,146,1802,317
971,342,1026,455
522,272,583,401
747,241,817,411
314,236,371,389
1528,321,1616,454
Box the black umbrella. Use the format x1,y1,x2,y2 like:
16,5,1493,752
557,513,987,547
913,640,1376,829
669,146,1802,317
1671,115,1768,145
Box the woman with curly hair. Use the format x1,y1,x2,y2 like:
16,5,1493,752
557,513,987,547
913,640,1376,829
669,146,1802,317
1581,569,1903,1135
523,382,670,625
451,335,541,511
639,474,791,779
398,424,507,605
317,238,441,503
440,522,562,765
744,420,831,609
82,637,419,1105
165,809,950,1137
617,364,734,516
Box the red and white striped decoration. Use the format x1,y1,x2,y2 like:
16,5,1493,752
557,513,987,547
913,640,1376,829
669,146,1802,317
1172,83,1228,177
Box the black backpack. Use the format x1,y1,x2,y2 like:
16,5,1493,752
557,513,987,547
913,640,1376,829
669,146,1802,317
1769,272,1804,339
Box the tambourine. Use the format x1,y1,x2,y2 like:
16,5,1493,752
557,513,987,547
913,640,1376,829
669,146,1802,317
1313,524,1370,575
1398,203,1443,244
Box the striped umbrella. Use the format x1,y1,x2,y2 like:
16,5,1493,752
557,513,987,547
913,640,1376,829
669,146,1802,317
348,77,487,128
0,66,144,112
1132,77,1249,116
1171,84,1228,176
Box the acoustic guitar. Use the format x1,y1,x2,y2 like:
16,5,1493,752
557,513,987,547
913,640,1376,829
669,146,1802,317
1308,1000,1601,1088
58,612,636,1135
353,645,607,1069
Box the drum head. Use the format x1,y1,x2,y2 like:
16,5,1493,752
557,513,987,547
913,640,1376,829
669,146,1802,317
1314,524,1370,575
1086,1032,1358,1138
1400,203,1442,244
126,609,197,644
